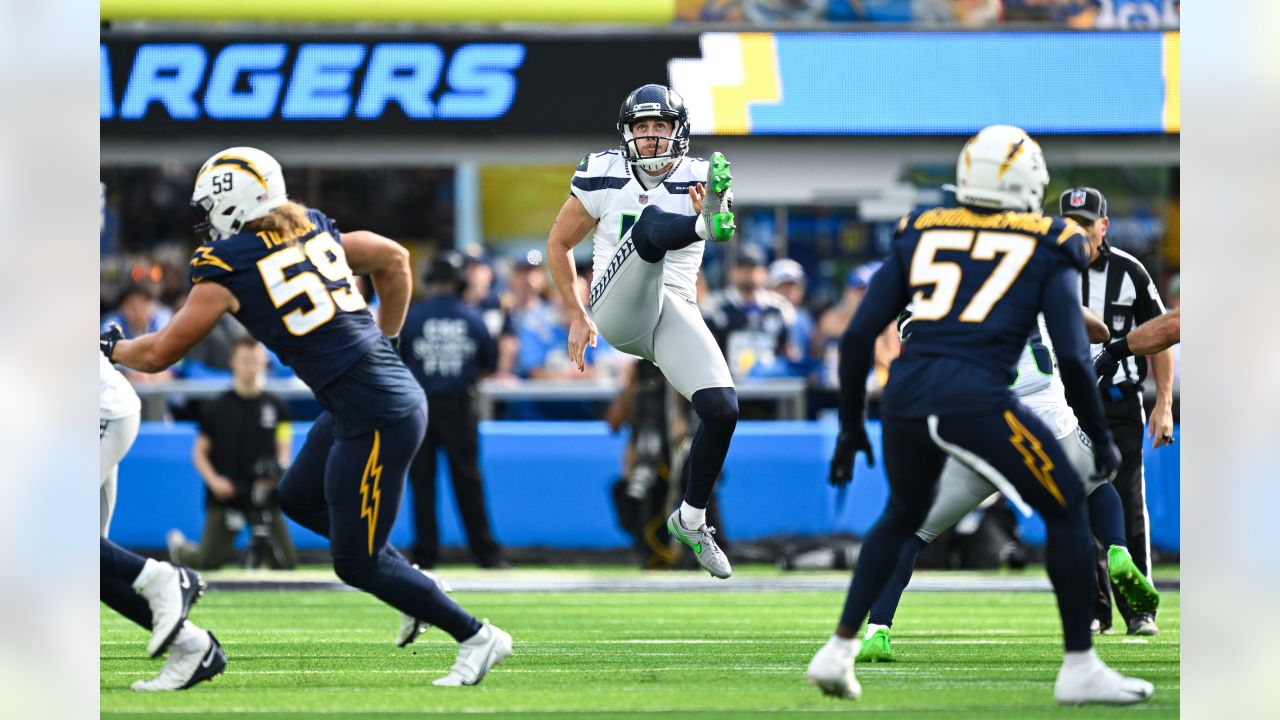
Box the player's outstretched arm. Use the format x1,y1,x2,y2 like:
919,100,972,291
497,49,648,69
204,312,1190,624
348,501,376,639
111,282,236,373
546,195,599,372
342,230,412,338
1082,306,1109,344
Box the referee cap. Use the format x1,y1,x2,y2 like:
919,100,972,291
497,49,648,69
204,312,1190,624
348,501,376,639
1059,187,1108,222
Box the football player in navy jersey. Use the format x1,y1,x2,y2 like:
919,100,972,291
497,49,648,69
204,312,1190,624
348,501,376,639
103,147,511,687
804,126,1153,705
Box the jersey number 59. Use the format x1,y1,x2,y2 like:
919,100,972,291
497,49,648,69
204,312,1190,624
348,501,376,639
909,230,1036,323
257,232,367,336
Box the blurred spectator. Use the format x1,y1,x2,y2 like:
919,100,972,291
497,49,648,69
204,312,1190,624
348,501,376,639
742,0,829,24
827,0,914,21
912,0,1003,26
767,258,817,373
1091,0,1179,29
815,261,901,386
498,252,551,377
399,252,509,569
101,283,172,339
166,338,297,570
517,276,617,381
462,253,504,336
703,245,797,381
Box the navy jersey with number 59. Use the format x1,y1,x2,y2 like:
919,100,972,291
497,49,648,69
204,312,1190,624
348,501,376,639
838,205,1110,446
188,208,383,390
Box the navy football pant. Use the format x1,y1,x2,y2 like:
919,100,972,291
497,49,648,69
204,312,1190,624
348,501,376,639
838,404,1096,651
100,536,152,631
278,405,482,642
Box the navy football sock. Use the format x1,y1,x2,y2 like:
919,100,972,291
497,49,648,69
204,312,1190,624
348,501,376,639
1087,482,1128,549
100,537,152,631
838,504,921,632
101,536,146,582
101,572,153,631
868,534,928,628
333,550,482,642
632,205,700,263
1043,502,1098,651
683,387,739,509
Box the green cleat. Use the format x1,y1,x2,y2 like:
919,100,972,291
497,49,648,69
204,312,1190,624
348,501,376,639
856,628,895,663
702,151,735,243
1107,545,1160,615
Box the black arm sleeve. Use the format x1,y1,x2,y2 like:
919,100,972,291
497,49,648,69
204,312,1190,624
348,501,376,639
837,251,909,429
1041,266,1114,448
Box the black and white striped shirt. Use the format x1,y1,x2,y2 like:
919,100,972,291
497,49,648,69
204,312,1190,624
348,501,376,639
1081,244,1166,387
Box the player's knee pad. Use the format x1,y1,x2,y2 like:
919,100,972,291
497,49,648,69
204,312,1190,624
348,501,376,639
631,205,667,263
332,555,380,590
692,386,739,432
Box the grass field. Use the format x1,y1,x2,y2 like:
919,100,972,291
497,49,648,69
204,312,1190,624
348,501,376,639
101,567,1179,719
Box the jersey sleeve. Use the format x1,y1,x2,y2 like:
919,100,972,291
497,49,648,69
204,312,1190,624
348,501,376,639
837,244,909,427
308,209,341,243
1048,217,1091,272
188,243,237,286
568,152,612,219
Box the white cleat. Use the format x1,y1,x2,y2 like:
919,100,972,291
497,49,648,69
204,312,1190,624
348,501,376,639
134,561,205,657
432,621,513,687
806,636,862,700
1054,651,1154,706
397,566,453,648
666,510,732,579
131,626,226,692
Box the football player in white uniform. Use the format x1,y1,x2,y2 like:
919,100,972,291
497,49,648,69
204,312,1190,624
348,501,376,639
545,84,738,578
100,332,226,690
853,309,1161,663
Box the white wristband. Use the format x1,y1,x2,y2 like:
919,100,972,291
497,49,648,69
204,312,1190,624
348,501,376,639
694,214,709,241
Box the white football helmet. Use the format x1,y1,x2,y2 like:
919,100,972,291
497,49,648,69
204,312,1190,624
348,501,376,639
952,125,1049,213
191,147,287,241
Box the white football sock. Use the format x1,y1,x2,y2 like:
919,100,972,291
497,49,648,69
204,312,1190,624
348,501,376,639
1061,647,1101,671
131,558,164,591
679,502,706,529
694,214,709,240
172,622,207,653
865,623,889,640
827,634,855,653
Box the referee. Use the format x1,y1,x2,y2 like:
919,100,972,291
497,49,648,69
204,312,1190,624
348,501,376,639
399,252,509,569
1060,187,1174,637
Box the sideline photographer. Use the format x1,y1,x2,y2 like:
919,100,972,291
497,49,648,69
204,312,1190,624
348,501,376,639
167,337,297,569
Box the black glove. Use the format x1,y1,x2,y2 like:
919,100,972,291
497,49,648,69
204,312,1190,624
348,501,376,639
386,335,401,354
1090,438,1122,484
100,323,124,361
829,425,874,488
1092,348,1119,388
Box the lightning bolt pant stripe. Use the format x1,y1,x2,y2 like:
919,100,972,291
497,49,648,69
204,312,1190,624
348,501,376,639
359,430,384,556
1003,410,1065,507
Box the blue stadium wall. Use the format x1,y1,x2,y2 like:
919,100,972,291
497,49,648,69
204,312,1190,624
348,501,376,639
110,420,1180,553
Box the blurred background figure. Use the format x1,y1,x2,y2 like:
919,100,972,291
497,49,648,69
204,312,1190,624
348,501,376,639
400,252,509,569
495,251,550,378
704,244,797,382
167,338,297,570
767,258,817,376
815,262,900,387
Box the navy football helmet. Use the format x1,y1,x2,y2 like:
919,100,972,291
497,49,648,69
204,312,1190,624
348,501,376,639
616,84,691,172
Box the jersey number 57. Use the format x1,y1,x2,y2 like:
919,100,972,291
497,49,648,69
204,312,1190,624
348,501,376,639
909,230,1036,323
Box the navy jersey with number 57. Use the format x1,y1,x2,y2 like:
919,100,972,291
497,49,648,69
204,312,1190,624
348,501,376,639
838,205,1111,446
188,208,383,390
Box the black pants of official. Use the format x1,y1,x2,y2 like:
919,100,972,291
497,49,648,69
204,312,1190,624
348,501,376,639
408,393,504,568
1094,391,1154,626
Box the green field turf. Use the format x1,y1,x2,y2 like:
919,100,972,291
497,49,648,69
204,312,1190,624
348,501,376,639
101,571,1179,719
